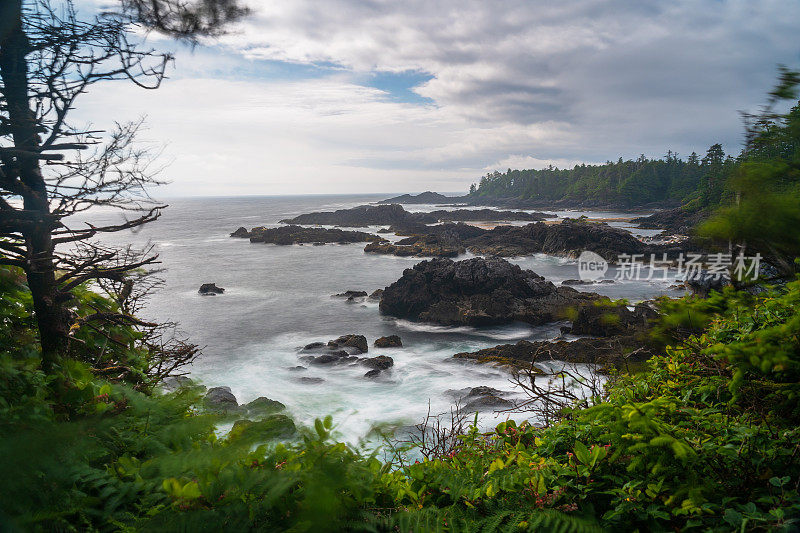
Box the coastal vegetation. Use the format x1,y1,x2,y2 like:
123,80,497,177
2,0,800,530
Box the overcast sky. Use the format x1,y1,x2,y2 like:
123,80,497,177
77,0,800,196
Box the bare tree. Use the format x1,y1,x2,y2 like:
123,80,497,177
509,345,608,427
401,401,472,462
0,0,246,372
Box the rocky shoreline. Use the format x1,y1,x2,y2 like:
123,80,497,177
231,225,381,244
363,218,686,260
278,203,554,227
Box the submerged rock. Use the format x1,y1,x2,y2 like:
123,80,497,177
198,283,225,295
379,256,599,327
296,376,324,385
374,335,402,348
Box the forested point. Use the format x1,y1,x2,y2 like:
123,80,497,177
468,106,799,210
2,0,800,530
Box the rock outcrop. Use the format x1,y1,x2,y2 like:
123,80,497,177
280,204,411,227
228,415,296,441
360,355,394,378
279,204,553,227
631,208,707,235
379,257,599,326
240,225,380,245
360,355,394,370
198,283,225,295
570,301,658,337
204,386,238,411
379,191,453,204
333,290,368,299
374,335,402,348
465,219,648,260
368,289,384,300
244,397,286,414
364,235,463,257
453,337,653,369
328,334,368,354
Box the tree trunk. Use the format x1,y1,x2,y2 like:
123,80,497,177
0,0,70,370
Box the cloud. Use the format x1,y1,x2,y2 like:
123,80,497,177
73,0,800,195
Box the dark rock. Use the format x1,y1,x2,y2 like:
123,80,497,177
360,355,394,370
445,386,507,400
379,256,599,327
465,218,648,260
328,334,368,354
198,283,225,295
244,225,381,245
302,342,327,351
560,326,572,335
288,366,306,371
364,234,464,258
462,395,513,412
161,375,197,392
454,336,655,370
245,397,286,414
280,203,552,228
309,354,339,365
379,191,452,204
571,301,655,337
363,369,383,378
204,386,238,411
281,204,411,226
562,279,594,285
333,290,368,298
374,335,402,348
631,207,707,234
369,289,384,300
230,226,250,238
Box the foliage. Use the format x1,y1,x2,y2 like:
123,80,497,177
4,270,800,531
470,146,736,208
382,280,800,531
699,70,800,277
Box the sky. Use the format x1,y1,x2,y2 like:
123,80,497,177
76,0,800,196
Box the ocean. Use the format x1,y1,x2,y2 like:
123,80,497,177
82,194,684,444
